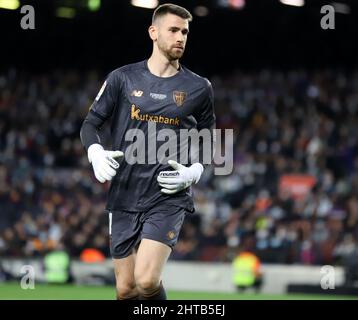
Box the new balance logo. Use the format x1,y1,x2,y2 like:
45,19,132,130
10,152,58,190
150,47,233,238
131,90,143,97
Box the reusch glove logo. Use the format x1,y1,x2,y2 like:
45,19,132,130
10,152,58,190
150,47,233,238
106,156,120,169
159,172,180,177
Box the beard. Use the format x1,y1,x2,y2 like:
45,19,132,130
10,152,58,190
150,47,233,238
157,38,185,61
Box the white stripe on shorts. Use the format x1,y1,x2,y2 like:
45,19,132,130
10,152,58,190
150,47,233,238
109,212,112,235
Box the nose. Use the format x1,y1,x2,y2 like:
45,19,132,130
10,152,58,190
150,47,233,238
176,33,185,44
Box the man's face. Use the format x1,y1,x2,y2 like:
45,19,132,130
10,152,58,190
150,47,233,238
154,13,189,61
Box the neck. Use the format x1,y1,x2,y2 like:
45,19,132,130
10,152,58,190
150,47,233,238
147,49,180,78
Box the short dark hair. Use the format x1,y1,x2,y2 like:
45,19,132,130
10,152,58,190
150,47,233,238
152,3,193,24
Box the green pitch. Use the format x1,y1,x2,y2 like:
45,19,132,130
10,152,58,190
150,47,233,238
0,282,357,300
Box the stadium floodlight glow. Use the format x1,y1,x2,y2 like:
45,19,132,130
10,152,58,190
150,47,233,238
332,2,350,14
88,0,101,12
228,0,245,10
279,0,304,7
194,6,209,17
56,7,76,19
218,0,245,10
0,0,20,10
131,0,158,9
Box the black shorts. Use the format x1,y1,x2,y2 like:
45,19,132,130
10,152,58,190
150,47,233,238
108,203,191,259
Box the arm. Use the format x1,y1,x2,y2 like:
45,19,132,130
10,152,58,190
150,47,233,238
80,110,105,152
80,72,124,183
191,79,216,170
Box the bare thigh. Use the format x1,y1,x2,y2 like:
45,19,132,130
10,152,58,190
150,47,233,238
134,239,171,287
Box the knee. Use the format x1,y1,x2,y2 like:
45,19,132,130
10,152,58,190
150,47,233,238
116,283,138,300
135,276,160,294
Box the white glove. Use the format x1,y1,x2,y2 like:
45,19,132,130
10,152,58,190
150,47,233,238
157,160,204,195
87,144,124,183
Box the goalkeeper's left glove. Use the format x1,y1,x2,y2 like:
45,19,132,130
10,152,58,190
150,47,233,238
157,160,204,195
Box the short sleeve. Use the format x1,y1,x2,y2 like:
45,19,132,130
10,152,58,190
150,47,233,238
89,70,121,121
194,80,216,130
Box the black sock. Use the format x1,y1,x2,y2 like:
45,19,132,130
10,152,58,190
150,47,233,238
138,281,167,300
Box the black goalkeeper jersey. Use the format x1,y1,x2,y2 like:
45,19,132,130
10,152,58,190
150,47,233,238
81,59,215,212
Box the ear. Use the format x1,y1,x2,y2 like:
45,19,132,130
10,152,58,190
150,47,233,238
148,25,157,41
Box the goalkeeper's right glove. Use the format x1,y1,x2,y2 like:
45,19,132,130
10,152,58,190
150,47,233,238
87,143,124,183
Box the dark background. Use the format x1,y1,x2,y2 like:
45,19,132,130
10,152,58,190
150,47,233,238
1,0,358,76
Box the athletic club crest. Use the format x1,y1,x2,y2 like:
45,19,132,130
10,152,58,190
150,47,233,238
173,91,186,107
167,231,176,240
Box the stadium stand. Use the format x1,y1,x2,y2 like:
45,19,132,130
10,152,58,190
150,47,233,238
1,68,358,266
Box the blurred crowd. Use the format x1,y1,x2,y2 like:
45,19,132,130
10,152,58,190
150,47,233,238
1,67,358,266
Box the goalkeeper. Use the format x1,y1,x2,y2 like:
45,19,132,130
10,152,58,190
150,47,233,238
80,3,215,300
